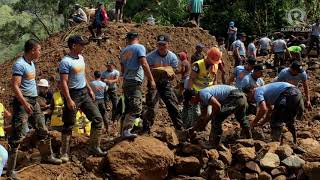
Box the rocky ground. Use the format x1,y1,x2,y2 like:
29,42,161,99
0,22,319,179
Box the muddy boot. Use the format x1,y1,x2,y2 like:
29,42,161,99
60,134,71,163
241,127,253,139
6,147,19,180
38,139,62,165
122,128,138,139
88,128,107,157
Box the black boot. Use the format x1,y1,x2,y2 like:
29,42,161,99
88,128,107,156
60,134,71,163
38,139,62,165
6,147,19,180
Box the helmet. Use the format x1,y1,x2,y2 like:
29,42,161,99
299,44,306,49
229,21,235,27
206,47,222,64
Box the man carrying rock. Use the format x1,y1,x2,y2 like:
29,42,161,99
59,35,106,163
7,39,62,179
144,34,183,132
190,85,252,146
274,60,312,110
101,61,120,122
245,82,304,146
120,32,155,138
228,57,256,89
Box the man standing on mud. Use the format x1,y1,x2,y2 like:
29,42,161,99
59,35,106,163
144,34,184,132
120,32,155,138
7,39,62,179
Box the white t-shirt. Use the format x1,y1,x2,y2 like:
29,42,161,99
272,39,287,53
259,37,271,50
76,8,88,22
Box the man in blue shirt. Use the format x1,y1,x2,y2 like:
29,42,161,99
245,82,304,146
91,71,108,132
274,61,311,110
227,21,238,51
144,34,183,132
59,35,106,163
189,85,251,146
7,39,62,179
240,64,265,91
233,33,247,67
101,61,120,122
188,0,203,25
306,19,320,58
120,32,155,138
229,57,256,88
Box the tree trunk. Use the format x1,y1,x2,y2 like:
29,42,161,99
30,32,41,41
34,12,51,36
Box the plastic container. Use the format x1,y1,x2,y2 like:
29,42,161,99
147,15,155,25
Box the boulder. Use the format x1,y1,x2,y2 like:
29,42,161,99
299,138,320,161
207,149,219,160
236,139,254,147
208,159,225,170
84,156,103,172
171,176,205,180
266,142,280,153
181,143,202,155
260,153,280,169
245,161,261,173
105,136,174,180
281,155,305,169
175,156,201,176
299,138,319,149
219,150,232,165
270,166,287,177
253,140,267,152
297,131,313,139
245,173,258,180
154,127,179,147
273,175,286,180
236,147,256,162
208,170,226,180
228,169,244,179
303,162,320,180
275,144,293,160
258,171,272,180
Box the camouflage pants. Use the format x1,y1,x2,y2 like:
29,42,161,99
122,80,143,132
9,97,49,148
62,88,103,135
95,99,108,128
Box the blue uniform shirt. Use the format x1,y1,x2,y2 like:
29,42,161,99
199,85,237,105
234,66,252,88
147,50,179,69
240,73,265,90
254,82,294,105
120,44,146,82
272,39,287,53
276,68,307,86
12,57,37,97
90,80,107,100
59,55,86,89
101,69,120,89
247,43,256,57
234,40,246,56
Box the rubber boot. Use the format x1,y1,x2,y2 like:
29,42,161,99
122,128,138,139
88,128,107,156
6,147,19,180
38,139,62,165
60,134,70,163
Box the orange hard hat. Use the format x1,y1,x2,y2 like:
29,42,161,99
206,47,222,64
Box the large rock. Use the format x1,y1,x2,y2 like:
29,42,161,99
266,142,280,153
236,139,254,147
297,131,313,139
171,176,205,180
154,127,179,147
260,153,280,169
270,166,287,177
207,149,219,160
253,140,267,152
84,156,103,172
181,143,202,155
105,136,174,180
299,138,320,161
208,159,225,170
273,175,286,180
245,173,258,180
303,162,320,180
281,155,305,169
258,171,272,180
245,161,261,173
228,169,244,179
275,144,293,160
174,156,201,176
236,147,256,162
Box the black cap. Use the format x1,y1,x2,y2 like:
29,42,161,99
67,35,89,48
253,64,265,71
290,60,303,73
157,34,170,44
126,32,139,40
247,57,257,66
94,71,101,78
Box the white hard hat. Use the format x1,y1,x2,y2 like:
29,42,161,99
299,44,306,49
38,79,49,87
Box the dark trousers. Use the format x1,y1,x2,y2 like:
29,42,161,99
115,2,124,21
9,97,49,148
144,81,183,130
88,22,102,37
307,35,320,57
233,55,246,67
270,87,304,143
122,80,143,132
95,99,108,128
189,13,200,25
62,88,103,135
105,88,118,121
274,52,285,67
